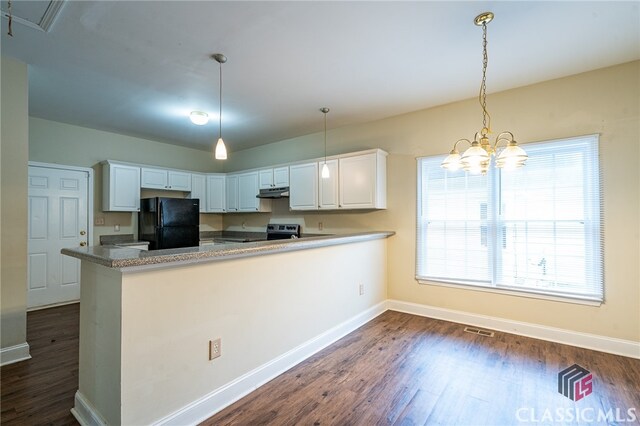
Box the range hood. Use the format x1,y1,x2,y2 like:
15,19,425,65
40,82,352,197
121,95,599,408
256,186,289,199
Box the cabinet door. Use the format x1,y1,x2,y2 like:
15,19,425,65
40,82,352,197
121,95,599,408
339,153,377,209
289,162,318,210
190,174,206,213
226,175,239,212
258,169,274,189
168,170,192,191
206,175,226,213
274,166,289,187
103,163,140,211
318,160,339,210
140,167,168,189
238,172,259,212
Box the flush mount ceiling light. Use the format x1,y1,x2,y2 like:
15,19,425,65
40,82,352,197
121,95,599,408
212,53,227,160
189,111,209,125
320,107,330,179
441,12,528,174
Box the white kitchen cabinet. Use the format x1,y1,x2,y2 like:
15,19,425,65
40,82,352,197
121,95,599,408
190,174,206,212
225,174,239,212
274,166,289,187
318,160,339,210
238,171,272,212
258,166,289,189
206,174,226,213
289,162,318,210
102,161,141,212
141,167,191,191
339,150,387,209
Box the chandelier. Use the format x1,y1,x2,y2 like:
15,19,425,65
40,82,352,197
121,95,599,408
441,12,527,174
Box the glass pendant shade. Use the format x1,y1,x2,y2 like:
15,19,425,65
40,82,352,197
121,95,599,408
461,143,490,167
321,162,330,179
441,150,462,171
215,137,227,160
496,142,528,170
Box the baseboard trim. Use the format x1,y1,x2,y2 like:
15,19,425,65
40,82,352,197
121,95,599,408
386,299,640,359
71,391,107,426
0,342,31,366
27,299,79,312
154,301,387,426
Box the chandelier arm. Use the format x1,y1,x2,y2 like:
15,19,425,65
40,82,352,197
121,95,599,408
492,131,516,150
453,138,473,151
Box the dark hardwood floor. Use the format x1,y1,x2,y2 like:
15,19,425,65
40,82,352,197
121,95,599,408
1,303,79,426
204,311,640,426
2,306,639,425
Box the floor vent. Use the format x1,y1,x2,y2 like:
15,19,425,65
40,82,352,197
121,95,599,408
464,326,495,337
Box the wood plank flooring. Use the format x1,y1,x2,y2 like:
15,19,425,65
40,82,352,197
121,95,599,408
2,306,639,425
203,311,640,426
1,303,79,426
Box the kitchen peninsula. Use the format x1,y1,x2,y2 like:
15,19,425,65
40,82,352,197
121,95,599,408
62,231,393,425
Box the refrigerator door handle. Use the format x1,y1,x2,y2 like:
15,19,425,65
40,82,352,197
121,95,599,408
159,200,163,227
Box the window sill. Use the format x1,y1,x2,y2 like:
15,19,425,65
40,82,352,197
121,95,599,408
416,277,603,307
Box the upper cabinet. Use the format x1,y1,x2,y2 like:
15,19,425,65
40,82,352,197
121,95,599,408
190,174,206,213
289,162,318,210
141,167,191,191
225,174,239,212
102,161,141,212
259,166,289,189
318,160,339,210
238,171,272,212
206,174,226,213
339,151,387,209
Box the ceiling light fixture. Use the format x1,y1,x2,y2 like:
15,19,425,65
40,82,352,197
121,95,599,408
189,111,209,125
441,12,527,174
212,53,227,160
320,107,330,179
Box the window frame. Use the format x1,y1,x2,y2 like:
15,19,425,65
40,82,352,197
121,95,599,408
416,134,603,306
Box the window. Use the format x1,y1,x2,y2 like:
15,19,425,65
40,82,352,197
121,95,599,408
416,135,603,303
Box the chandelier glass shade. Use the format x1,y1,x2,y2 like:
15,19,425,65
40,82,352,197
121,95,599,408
441,12,527,174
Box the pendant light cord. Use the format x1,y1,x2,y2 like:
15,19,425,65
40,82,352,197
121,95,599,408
324,111,327,163
218,61,223,140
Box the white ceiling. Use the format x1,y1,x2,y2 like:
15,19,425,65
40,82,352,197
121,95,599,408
2,1,639,153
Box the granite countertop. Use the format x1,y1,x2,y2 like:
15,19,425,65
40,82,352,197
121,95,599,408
63,231,395,272
99,234,149,246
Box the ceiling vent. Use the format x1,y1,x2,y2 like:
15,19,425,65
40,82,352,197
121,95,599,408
1,0,65,32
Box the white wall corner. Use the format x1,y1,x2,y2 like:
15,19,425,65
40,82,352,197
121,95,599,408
0,342,31,366
386,299,640,360
71,391,107,426
153,301,388,426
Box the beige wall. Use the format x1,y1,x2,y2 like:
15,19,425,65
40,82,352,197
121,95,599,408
224,61,640,343
1,57,29,351
29,118,224,244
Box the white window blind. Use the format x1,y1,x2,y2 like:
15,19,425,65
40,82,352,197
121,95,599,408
416,135,603,302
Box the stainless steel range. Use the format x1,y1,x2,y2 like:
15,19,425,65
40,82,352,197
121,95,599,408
266,224,301,240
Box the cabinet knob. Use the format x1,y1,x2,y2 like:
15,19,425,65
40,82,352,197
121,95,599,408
80,230,86,236
80,241,87,247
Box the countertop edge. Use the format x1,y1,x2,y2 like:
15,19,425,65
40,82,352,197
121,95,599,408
62,231,395,272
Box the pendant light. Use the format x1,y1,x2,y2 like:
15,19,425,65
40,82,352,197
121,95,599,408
320,107,330,179
441,12,527,174
212,53,227,160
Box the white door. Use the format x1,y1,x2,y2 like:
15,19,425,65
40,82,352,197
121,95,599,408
28,166,90,308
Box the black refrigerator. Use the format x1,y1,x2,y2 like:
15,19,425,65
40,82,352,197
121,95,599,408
139,198,199,250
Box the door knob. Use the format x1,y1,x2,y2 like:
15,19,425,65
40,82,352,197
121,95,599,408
80,241,87,247
80,230,86,235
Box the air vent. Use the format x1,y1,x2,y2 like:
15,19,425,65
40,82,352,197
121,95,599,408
463,326,495,337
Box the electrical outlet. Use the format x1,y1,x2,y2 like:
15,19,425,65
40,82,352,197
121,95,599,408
114,224,120,232
318,221,323,231
209,338,221,360
359,283,364,296
94,217,105,226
